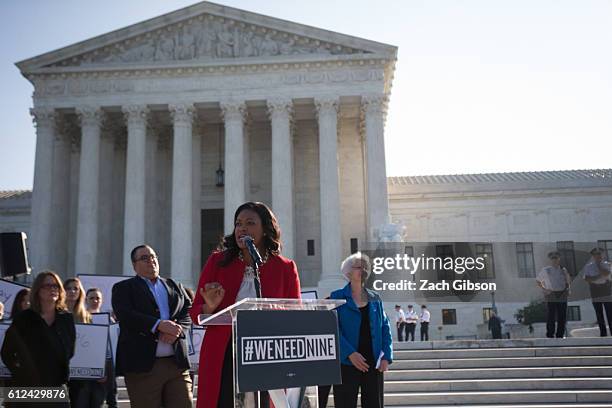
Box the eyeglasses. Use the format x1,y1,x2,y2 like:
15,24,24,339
41,284,60,291
136,254,158,262
87,297,101,301
66,286,79,292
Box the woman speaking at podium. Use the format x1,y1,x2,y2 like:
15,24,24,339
190,202,302,408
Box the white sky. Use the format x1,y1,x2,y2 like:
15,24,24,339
1,0,611,190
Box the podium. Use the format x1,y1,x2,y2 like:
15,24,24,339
198,297,346,408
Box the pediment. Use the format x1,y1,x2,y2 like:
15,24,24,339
17,1,396,72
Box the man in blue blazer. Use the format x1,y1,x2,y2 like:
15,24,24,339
112,244,192,408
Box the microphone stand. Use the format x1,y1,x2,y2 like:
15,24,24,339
244,239,265,407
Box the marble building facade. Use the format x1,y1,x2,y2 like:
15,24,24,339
12,1,397,289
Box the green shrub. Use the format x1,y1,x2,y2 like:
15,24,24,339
515,300,547,325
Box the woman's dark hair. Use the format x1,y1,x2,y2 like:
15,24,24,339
218,202,282,266
10,288,31,318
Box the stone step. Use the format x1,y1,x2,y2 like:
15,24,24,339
326,390,612,406
386,366,612,380
394,346,612,360
331,405,612,408
115,377,612,399
392,337,612,350
383,377,612,392
392,356,612,370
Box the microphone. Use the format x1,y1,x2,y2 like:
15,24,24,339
242,236,263,267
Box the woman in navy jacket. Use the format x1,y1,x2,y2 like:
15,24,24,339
330,252,393,408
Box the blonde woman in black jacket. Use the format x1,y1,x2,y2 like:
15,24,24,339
1,271,75,406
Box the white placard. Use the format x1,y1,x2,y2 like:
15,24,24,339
0,279,30,320
109,323,119,365
0,323,10,377
91,312,110,325
70,323,108,379
189,327,205,373
300,290,318,300
77,274,130,313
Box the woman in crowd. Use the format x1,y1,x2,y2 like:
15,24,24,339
189,201,302,408
65,278,107,408
85,287,103,314
85,287,118,408
330,252,393,408
64,278,91,325
1,271,75,406
9,288,30,319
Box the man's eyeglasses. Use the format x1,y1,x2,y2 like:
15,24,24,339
41,284,60,291
135,254,158,262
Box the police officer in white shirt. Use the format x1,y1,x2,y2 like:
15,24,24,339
536,251,571,338
420,305,430,341
583,248,612,336
394,304,406,341
405,305,418,341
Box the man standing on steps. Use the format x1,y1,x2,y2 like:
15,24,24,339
536,251,571,339
112,244,193,408
420,304,430,341
583,247,612,336
394,304,406,341
405,304,418,341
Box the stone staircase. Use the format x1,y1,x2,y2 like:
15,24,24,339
116,337,612,407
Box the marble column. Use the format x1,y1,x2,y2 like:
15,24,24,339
315,98,343,286
75,106,103,275
122,105,149,275
51,117,73,274
362,95,390,240
29,107,57,272
97,121,118,276
192,120,203,281
220,101,247,234
267,98,295,258
169,103,195,286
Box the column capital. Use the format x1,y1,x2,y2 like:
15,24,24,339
169,103,195,125
76,106,104,128
361,94,389,116
56,115,79,144
266,98,293,121
314,97,339,119
122,104,150,127
220,100,247,123
30,107,57,129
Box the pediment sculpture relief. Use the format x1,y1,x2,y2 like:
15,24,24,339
51,16,368,67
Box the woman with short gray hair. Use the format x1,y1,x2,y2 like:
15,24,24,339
330,252,392,408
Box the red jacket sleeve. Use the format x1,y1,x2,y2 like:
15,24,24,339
189,252,220,324
286,260,302,299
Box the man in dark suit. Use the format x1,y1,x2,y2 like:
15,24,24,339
112,244,192,408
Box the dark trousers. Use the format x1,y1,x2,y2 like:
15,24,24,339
420,322,429,341
406,323,416,341
333,364,383,408
318,385,332,408
546,301,567,338
218,342,234,408
396,322,406,341
593,302,612,336
105,358,117,408
74,380,106,408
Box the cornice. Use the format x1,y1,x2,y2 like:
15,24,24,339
25,54,391,79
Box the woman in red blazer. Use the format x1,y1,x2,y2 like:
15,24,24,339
190,201,302,408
